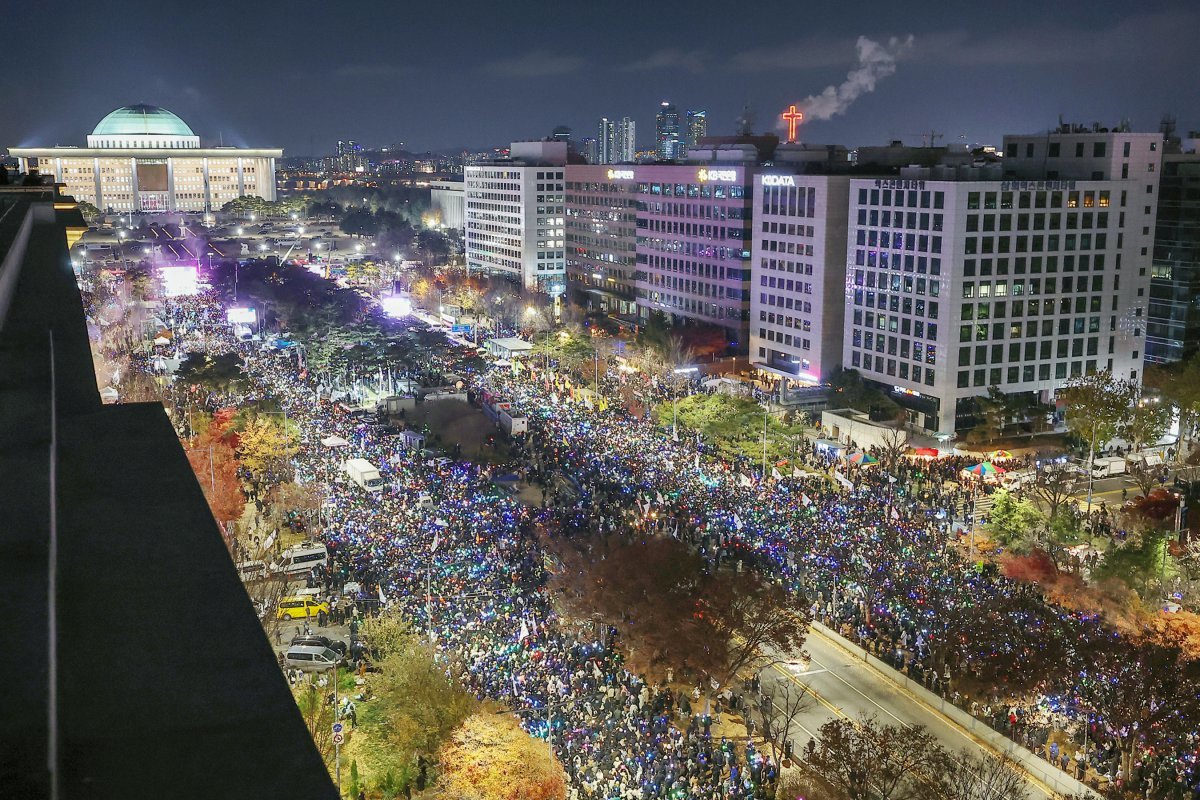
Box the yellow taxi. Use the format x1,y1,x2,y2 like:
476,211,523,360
276,596,330,620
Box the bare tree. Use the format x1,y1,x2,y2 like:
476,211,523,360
936,750,1029,800
756,673,814,767
876,425,909,470
1026,462,1079,523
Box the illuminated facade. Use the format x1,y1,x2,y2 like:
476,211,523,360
845,128,1162,433
564,165,638,314
463,141,566,296
9,104,282,213
750,172,851,387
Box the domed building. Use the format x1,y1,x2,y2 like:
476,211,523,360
9,104,282,214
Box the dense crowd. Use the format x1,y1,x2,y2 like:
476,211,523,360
149,290,1198,798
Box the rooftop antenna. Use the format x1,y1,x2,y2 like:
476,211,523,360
736,104,755,136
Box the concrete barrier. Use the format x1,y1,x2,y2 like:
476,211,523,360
810,621,1099,798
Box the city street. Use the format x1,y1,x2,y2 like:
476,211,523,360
765,629,1063,796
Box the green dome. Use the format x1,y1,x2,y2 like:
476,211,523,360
92,104,194,137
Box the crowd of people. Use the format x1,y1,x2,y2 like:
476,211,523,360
145,288,1198,799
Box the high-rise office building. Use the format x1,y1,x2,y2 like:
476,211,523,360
686,110,708,149
463,140,567,296
655,102,682,161
597,118,616,164
751,170,851,387
564,164,639,315
1146,129,1200,364
841,126,1162,434
617,117,637,163
582,137,600,166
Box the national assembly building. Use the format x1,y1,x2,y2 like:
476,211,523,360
8,104,282,214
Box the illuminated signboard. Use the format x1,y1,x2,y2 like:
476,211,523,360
697,168,737,183
762,175,796,187
226,307,257,325
893,385,922,398
606,169,635,180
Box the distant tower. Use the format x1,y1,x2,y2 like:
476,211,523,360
655,102,681,160
597,117,616,164
551,125,573,147
685,110,707,149
617,117,636,162
735,104,755,136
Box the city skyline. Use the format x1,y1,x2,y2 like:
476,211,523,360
3,0,1199,155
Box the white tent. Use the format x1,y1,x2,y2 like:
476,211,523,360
99,386,119,404
320,435,351,448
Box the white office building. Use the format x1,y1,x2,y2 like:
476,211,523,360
463,140,566,296
750,172,850,387
429,180,464,231
9,104,281,214
842,127,1163,434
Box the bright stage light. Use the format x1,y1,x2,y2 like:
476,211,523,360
160,266,199,296
380,295,412,318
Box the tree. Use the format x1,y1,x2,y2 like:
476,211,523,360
1120,391,1170,454
703,570,811,686
984,490,1046,551
792,714,948,800
76,201,101,225
1059,370,1135,467
936,750,1029,800
1025,462,1079,524
184,438,245,526
876,426,909,470
756,674,814,766
435,713,567,800
295,680,337,770
236,414,299,480
1147,357,1200,461
176,351,251,395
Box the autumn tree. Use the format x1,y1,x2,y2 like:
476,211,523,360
356,613,476,781
434,713,567,800
175,351,251,395
184,438,245,526
546,534,809,686
236,414,299,481
1081,634,1200,780
703,570,811,686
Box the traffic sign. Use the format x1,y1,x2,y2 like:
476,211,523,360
332,722,344,734
332,732,345,745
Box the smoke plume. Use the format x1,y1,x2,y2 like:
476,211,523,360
799,35,914,121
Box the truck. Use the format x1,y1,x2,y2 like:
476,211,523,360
343,458,384,493
1089,456,1128,478
498,408,528,436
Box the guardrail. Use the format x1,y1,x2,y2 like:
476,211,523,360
810,620,1100,799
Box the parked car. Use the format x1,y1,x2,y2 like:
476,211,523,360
291,634,348,656
276,596,330,620
284,644,342,672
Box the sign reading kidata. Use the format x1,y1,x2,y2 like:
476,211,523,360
697,168,737,183
606,169,635,180
762,175,796,187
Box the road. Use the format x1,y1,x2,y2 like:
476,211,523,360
761,626,1060,797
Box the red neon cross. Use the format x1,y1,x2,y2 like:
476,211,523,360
782,105,804,143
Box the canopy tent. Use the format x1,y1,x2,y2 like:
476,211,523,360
906,446,940,458
320,435,350,448
845,451,878,465
964,461,1005,478
991,449,1014,460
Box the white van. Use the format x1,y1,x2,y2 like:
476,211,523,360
284,645,341,672
277,543,328,575
416,493,435,510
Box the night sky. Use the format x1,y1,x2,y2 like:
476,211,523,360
5,0,1197,156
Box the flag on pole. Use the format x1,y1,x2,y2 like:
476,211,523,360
378,585,387,604
801,493,813,506
738,473,752,487
655,491,664,505
792,467,804,478
519,619,530,642
732,514,743,530
771,467,783,480
263,531,277,550
431,532,440,553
